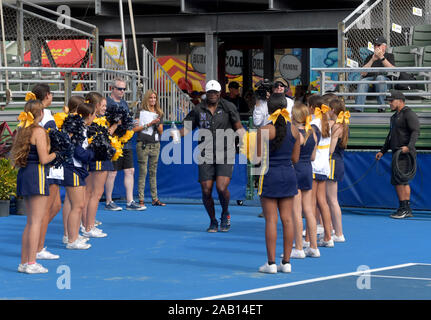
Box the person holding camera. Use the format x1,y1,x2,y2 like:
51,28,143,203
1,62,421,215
253,79,294,128
134,89,166,209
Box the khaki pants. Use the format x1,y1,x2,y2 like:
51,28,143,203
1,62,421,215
136,141,160,202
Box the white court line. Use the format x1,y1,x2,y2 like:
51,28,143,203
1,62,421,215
197,263,418,300
367,275,431,281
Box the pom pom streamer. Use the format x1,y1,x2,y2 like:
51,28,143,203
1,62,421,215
62,114,86,146
48,128,74,168
105,104,135,143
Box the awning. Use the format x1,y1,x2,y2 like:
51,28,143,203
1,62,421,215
24,39,91,68
157,56,263,93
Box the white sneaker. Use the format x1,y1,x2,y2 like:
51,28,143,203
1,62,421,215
25,263,48,274
316,225,324,235
66,239,91,250
303,240,310,248
258,262,277,274
290,248,306,259
277,262,292,273
36,247,60,260
80,225,86,233
318,239,334,248
304,247,321,258
95,220,102,226
82,227,107,238
18,263,27,273
63,235,89,244
333,234,346,242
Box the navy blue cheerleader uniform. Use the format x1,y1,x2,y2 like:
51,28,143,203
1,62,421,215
17,145,49,197
63,133,95,187
258,121,298,198
329,138,345,182
294,129,316,191
89,160,114,172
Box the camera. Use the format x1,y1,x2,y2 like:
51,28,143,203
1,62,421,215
255,79,273,100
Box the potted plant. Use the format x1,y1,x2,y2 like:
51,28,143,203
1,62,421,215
0,158,18,217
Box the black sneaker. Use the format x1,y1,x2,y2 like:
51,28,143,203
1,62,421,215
390,209,410,219
220,214,231,232
405,208,414,218
207,220,218,233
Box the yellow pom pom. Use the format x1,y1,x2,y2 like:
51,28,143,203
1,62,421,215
53,112,68,130
93,116,108,128
109,136,123,161
119,130,134,144
240,131,257,162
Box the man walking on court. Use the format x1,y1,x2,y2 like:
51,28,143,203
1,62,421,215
176,80,245,232
375,90,420,219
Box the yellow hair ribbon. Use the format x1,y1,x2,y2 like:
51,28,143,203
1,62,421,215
17,111,34,128
343,111,350,124
336,111,351,125
25,92,37,102
314,108,322,119
268,108,291,124
321,104,330,113
85,100,90,104
305,115,312,133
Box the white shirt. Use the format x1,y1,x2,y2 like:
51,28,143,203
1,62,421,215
39,109,64,180
310,117,331,177
252,97,294,127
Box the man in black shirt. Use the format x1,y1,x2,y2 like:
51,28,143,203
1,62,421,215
355,36,395,112
178,80,246,232
225,81,250,120
376,90,420,219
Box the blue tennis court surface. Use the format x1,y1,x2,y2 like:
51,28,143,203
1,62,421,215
0,203,430,300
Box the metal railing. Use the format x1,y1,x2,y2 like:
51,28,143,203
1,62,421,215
142,45,193,122
0,66,142,111
313,66,431,108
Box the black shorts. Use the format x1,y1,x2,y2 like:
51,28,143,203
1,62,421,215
112,149,134,171
391,152,415,185
198,163,234,182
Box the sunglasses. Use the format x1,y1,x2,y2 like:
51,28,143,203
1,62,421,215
115,87,127,91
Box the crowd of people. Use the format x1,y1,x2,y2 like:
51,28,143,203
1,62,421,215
9,74,418,275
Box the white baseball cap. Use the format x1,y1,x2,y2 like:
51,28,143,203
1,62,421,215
205,80,221,92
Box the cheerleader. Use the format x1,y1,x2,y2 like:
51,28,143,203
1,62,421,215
10,100,57,273
290,103,320,258
58,96,86,244
27,84,62,260
308,95,334,248
82,92,117,238
257,93,300,274
327,98,350,242
63,102,96,249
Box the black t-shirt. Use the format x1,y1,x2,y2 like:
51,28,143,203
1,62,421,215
183,98,241,162
362,52,395,77
224,95,249,114
381,106,420,154
136,111,163,144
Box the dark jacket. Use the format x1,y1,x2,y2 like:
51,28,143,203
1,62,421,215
380,106,420,154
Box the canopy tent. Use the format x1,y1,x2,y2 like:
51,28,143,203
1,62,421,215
24,39,91,68
157,56,263,93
